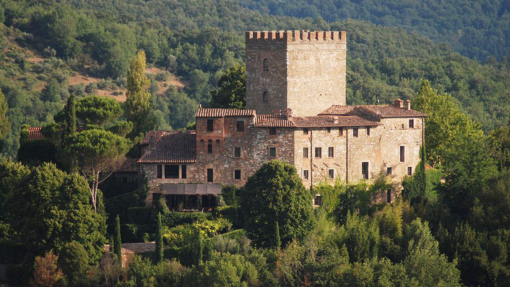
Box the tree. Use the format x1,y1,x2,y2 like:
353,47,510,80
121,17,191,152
488,125,510,172
67,129,131,213
41,79,61,103
124,50,154,137
30,250,63,287
155,212,164,263
17,139,57,166
275,220,281,251
0,88,10,152
114,215,122,262
76,96,123,127
61,94,76,147
210,65,246,109
241,160,315,248
413,80,483,166
6,163,105,262
58,241,89,286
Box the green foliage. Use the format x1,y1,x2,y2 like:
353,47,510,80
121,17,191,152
75,96,122,127
61,94,76,148
0,88,11,152
41,79,60,103
155,212,164,262
114,215,122,261
488,125,510,172
241,160,315,248
107,121,133,137
196,252,259,287
335,212,380,263
58,241,89,286
17,139,57,166
210,64,246,109
221,185,239,206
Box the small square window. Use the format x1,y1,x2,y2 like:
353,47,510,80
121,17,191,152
353,128,358,137
303,128,309,135
207,119,214,132
409,119,414,128
234,147,241,158
328,147,334,158
339,127,343,136
328,169,335,179
269,147,276,157
315,147,322,158
236,120,245,132
314,195,322,206
234,169,241,180
327,127,331,133
303,147,309,158
269,127,277,135
386,167,392,175
303,170,309,180
408,167,413,176
165,165,179,179
367,127,370,136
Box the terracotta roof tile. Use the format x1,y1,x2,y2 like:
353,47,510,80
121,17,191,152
27,127,44,141
138,131,196,163
319,105,355,115
255,114,295,127
320,105,427,118
254,114,380,128
196,108,256,118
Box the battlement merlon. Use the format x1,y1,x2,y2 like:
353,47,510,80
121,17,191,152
245,31,347,44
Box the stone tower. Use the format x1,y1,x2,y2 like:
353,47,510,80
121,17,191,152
245,31,347,116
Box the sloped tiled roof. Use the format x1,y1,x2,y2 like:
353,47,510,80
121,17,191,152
254,115,380,128
195,107,256,118
27,127,44,141
138,131,196,163
255,114,295,127
320,105,427,118
319,105,355,116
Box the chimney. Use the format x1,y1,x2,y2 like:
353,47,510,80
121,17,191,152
405,100,411,110
394,99,403,108
285,108,293,118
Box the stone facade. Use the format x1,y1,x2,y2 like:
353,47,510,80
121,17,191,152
137,30,427,205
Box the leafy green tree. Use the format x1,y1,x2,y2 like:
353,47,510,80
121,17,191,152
241,160,315,248
76,96,123,127
17,139,57,166
210,65,246,109
0,88,10,152
107,121,133,137
488,125,510,172
41,79,61,103
114,215,122,262
124,50,154,137
6,163,105,262
66,129,131,213
58,241,89,286
196,252,258,287
336,212,380,263
155,212,164,263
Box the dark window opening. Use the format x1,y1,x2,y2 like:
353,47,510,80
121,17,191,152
303,170,309,180
315,147,322,158
153,193,162,205
157,165,162,178
400,146,405,162
353,128,359,137
200,140,205,152
303,147,309,158
263,59,269,71
181,165,187,179
208,140,213,154
387,167,392,175
216,140,220,151
207,169,214,182
234,169,241,180
339,127,343,136
402,124,405,129
207,119,214,132
367,127,370,136
387,189,392,203
236,120,245,132
234,147,241,158
263,91,268,103
328,147,334,158
303,128,309,135
409,119,414,128
165,165,179,179
408,167,413,176
328,169,335,179
269,127,277,135
314,195,322,206
362,162,369,179
269,147,276,157
327,127,331,133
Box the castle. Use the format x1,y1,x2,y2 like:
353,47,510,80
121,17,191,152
138,31,426,209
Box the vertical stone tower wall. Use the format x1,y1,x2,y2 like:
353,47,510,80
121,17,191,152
245,31,347,116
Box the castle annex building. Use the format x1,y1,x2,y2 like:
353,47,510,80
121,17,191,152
138,30,426,208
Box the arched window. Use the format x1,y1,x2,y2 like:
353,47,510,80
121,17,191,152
263,91,268,103
263,59,269,72
207,140,213,154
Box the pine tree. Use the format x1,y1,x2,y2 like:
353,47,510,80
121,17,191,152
114,215,122,262
155,212,164,262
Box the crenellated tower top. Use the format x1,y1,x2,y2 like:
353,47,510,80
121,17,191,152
245,31,347,43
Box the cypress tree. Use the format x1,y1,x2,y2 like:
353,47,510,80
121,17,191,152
195,228,203,267
0,88,11,150
114,215,122,262
61,94,76,147
155,212,164,262
275,220,281,251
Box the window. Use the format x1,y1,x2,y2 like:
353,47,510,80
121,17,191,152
269,127,277,135
207,119,214,132
234,169,241,180
234,147,241,158
207,169,214,182
367,127,370,136
263,91,268,103
387,189,392,203
181,165,187,179
269,147,277,157
339,127,343,136
236,120,245,132
157,165,163,178
328,147,334,158
327,127,331,133
303,170,309,180
165,165,179,179
400,146,405,162
328,169,335,179
152,193,162,205
408,167,413,176
353,128,358,137
200,140,205,152
314,195,322,206
303,147,309,158
303,128,309,135
315,147,322,158
402,124,405,129
216,140,221,151
386,167,392,175
362,162,369,179
409,119,414,128
208,140,213,154
263,58,269,71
